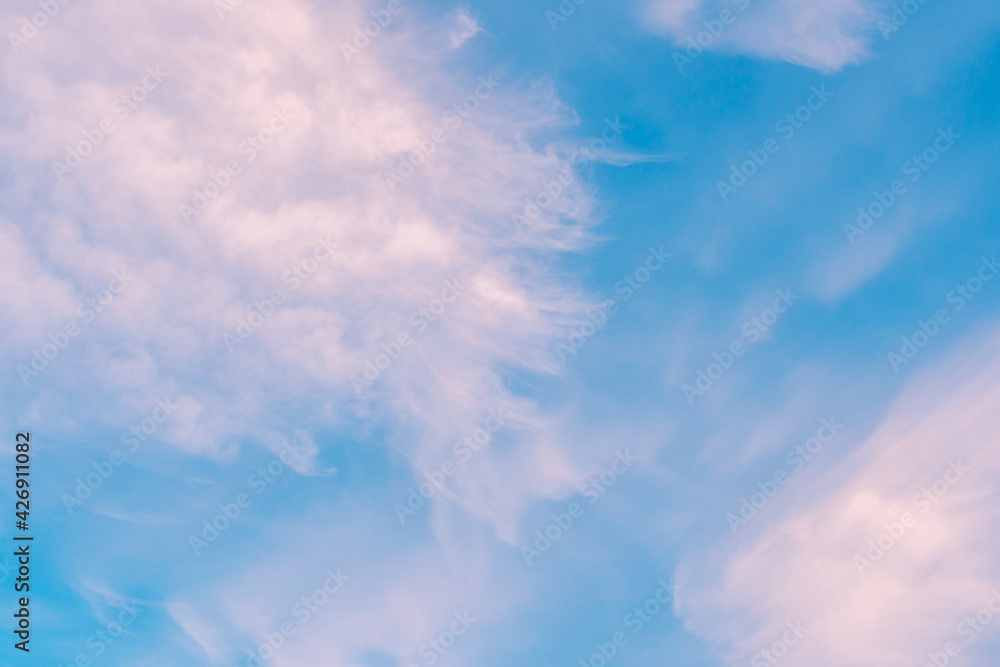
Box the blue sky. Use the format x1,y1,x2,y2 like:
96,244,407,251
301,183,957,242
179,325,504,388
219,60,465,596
2,0,1000,665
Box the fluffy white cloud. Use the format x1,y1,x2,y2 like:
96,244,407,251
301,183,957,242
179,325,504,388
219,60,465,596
676,329,1000,666
0,0,602,530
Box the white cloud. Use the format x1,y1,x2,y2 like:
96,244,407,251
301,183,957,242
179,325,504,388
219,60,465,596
0,2,636,660
676,328,1000,666
0,0,602,534
642,0,878,71
448,8,483,48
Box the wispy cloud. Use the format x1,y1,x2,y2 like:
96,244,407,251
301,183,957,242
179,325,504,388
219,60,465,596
448,8,483,48
642,0,878,71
